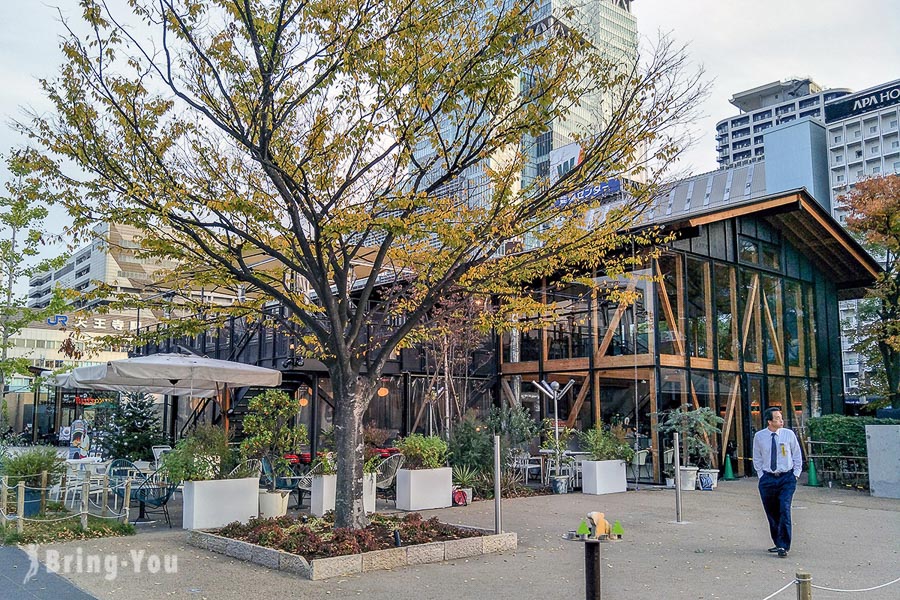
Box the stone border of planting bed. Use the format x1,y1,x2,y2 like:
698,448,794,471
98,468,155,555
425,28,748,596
186,526,517,580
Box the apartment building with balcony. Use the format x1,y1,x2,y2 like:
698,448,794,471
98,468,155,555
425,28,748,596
714,78,851,168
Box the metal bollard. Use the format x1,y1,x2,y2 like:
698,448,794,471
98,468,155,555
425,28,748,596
40,471,48,514
493,435,502,534
673,433,683,523
123,479,133,523
101,475,110,519
81,481,90,530
584,539,602,600
796,572,812,600
17,481,25,535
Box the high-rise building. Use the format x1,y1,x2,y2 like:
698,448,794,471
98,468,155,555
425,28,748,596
822,79,900,399
711,76,900,404
523,1,638,186
714,78,851,168
413,1,638,206
27,222,234,309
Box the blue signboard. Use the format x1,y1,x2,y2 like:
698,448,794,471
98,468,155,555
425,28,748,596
554,179,622,209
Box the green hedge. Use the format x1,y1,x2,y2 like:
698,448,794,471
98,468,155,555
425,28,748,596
807,415,900,457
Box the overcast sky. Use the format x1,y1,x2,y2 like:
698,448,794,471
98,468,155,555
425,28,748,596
1,1,898,186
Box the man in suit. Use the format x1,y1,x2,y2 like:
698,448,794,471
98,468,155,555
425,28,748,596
752,407,802,558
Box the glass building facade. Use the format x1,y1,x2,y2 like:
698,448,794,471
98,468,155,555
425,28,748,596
499,194,877,482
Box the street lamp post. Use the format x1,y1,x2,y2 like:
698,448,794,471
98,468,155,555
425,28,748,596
27,366,51,444
533,379,575,477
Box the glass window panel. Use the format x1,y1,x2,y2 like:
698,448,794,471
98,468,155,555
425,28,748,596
739,238,759,264
784,280,804,368
690,371,718,467
805,285,818,372
788,378,809,439
761,275,784,370
748,376,763,436
739,271,761,364
686,258,711,358
715,264,738,361
761,243,780,270
767,375,786,416
655,255,684,355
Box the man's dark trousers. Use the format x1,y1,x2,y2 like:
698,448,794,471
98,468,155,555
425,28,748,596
758,471,796,551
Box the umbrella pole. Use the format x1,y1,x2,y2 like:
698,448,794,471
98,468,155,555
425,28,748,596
220,385,230,436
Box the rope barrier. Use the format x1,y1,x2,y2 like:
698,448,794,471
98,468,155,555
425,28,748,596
759,580,797,600
810,575,900,593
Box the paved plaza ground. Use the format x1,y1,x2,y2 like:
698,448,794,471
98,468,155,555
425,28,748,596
5,478,899,599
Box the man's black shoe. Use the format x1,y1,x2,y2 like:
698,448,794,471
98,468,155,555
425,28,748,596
777,548,787,558
767,547,779,553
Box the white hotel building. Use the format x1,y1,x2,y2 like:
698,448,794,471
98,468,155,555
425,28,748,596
823,79,900,397
714,78,851,168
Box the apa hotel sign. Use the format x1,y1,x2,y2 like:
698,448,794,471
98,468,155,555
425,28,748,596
825,81,900,122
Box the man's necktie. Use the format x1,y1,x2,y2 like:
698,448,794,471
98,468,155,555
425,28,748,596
770,432,778,472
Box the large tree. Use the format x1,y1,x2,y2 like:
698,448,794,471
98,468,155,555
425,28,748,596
0,153,66,422
23,0,704,527
842,174,900,409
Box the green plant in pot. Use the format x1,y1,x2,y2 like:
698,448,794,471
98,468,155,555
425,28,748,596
161,424,237,482
394,434,451,511
239,389,308,491
0,447,65,517
540,419,574,492
579,427,635,462
395,433,448,470
658,407,723,490
162,424,260,529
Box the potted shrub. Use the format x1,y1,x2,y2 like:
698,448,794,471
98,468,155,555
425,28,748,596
452,464,480,505
162,424,259,529
541,420,575,493
578,427,634,495
658,407,723,492
239,389,308,518
309,452,338,517
0,447,65,517
394,433,451,510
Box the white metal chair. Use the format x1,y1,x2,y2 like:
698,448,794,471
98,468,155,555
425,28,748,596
629,449,650,480
151,445,173,469
510,450,542,484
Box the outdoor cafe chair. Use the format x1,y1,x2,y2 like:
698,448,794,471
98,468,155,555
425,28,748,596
629,449,651,480
151,445,173,469
509,450,542,485
131,467,179,527
374,453,405,498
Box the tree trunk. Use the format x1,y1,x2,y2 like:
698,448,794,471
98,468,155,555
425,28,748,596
331,370,373,529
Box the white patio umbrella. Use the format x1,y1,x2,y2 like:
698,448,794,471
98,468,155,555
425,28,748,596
102,353,282,388
51,370,218,398
59,353,282,434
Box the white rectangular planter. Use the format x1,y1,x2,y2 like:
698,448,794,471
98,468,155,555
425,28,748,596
311,474,337,517
312,474,376,516
396,467,452,511
182,477,259,530
364,473,377,514
581,460,627,495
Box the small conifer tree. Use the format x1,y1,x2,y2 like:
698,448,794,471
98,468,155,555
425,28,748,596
106,392,164,461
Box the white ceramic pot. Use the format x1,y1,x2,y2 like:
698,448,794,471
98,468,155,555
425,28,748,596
679,466,699,491
258,489,290,518
665,477,675,488
396,467,452,511
182,477,259,530
581,459,627,495
311,474,337,517
364,473,377,514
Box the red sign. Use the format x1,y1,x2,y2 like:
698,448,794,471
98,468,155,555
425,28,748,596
74,395,104,406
